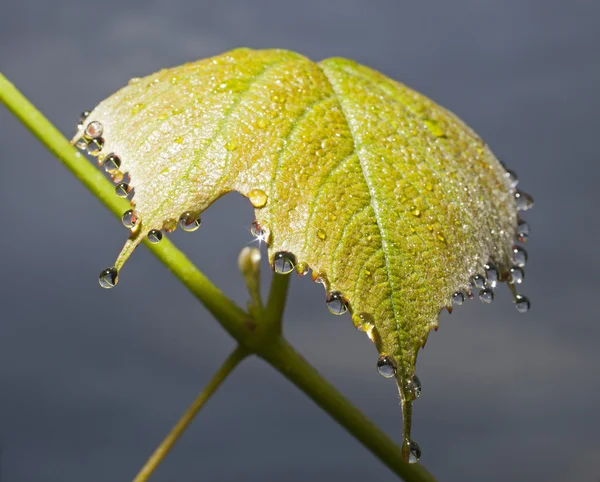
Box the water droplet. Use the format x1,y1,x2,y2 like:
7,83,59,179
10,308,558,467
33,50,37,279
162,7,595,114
115,183,131,198
479,288,494,304
326,291,348,315
147,229,163,243
515,191,534,211
174,136,184,144
296,262,310,276
517,219,530,243
111,170,124,183
250,220,266,240
179,212,201,232
515,294,531,313
471,274,486,289
85,121,103,138
98,267,118,289
484,263,499,288
273,251,295,274
121,210,137,228
78,110,91,128
248,189,268,208
317,229,327,240
408,440,421,464
509,266,525,284
376,355,396,378
452,291,465,305
225,140,237,151
75,137,90,150
405,375,422,399
353,312,375,332
86,137,104,156
257,118,268,129
505,169,519,188
411,207,421,217
103,154,121,173
131,103,145,114
512,246,528,267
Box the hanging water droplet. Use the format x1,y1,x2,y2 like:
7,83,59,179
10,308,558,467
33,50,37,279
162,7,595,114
515,294,531,313
479,288,494,304
326,291,348,315
111,170,124,183
484,263,499,288
512,246,528,267
85,121,103,138
317,228,327,240
408,440,421,464
376,355,396,378
296,262,310,276
353,312,375,332
505,169,519,188
250,220,265,240
115,183,131,198
78,110,91,128
179,212,201,232
86,137,104,156
517,219,530,243
103,154,121,173
248,189,268,208
147,229,163,243
405,375,422,399
75,137,90,150
515,191,534,211
121,210,137,228
273,251,295,274
471,274,486,289
98,267,118,289
509,266,525,284
452,291,465,305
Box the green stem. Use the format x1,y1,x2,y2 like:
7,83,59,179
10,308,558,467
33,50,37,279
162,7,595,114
263,273,291,333
259,338,436,482
132,346,247,482
0,73,436,482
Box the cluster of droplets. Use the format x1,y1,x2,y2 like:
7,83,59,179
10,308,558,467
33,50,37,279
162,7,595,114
74,112,204,289
451,165,533,313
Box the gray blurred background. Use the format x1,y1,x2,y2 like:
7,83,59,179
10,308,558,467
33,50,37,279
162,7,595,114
0,1,598,481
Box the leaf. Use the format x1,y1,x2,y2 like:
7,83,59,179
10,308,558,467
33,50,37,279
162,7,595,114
73,48,521,451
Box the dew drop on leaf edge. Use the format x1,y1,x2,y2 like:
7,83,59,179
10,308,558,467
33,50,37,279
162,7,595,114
147,229,163,243
248,189,268,208
273,251,295,275
515,294,531,313
121,210,136,228
326,291,348,315
179,212,201,232
376,355,396,378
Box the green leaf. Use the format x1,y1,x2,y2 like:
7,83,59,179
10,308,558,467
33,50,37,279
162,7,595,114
73,48,518,451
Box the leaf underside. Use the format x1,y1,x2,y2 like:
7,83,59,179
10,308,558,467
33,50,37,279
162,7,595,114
73,48,517,446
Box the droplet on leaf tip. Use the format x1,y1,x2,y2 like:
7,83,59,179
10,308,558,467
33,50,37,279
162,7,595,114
247,189,268,208
408,440,421,463
326,291,348,315
98,267,118,289
515,294,531,313
273,251,295,275
147,229,163,243
376,355,396,378
179,212,201,232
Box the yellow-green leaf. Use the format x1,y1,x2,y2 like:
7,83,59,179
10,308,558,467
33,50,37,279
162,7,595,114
73,48,520,452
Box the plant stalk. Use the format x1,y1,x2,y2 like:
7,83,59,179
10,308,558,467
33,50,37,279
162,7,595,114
132,346,247,482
